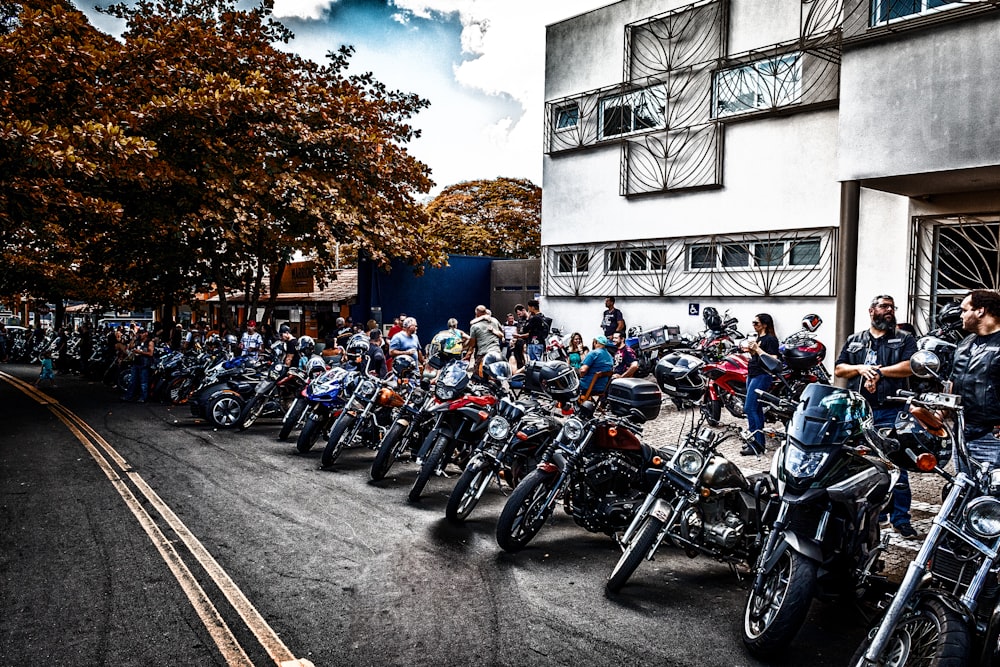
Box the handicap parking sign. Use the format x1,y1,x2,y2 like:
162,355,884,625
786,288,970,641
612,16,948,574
688,303,700,316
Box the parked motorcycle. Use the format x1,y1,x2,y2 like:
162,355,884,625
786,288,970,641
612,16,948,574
605,416,771,593
369,355,435,481
188,355,266,429
495,377,663,553
237,352,307,431
741,383,893,658
294,366,354,453
444,359,563,523
319,372,401,469
852,350,998,667
625,324,684,378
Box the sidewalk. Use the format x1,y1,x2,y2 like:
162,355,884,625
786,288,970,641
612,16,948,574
642,401,940,581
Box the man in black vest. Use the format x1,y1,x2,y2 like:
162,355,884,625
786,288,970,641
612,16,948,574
951,289,1000,473
835,294,918,538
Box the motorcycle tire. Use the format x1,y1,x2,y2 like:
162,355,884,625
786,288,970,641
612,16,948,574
445,457,493,523
168,376,195,405
320,414,356,469
237,394,265,431
371,421,407,481
606,514,664,594
117,367,133,392
296,414,324,454
850,596,968,667
495,469,557,553
742,550,817,658
278,399,307,441
702,396,722,427
408,434,451,502
207,393,244,429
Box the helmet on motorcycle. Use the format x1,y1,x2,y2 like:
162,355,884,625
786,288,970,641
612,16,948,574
936,302,962,329
480,351,511,381
653,352,705,406
225,334,238,345
701,307,722,331
788,384,872,447
346,333,369,358
801,314,822,333
886,408,950,471
525,360,579,402
392,354,416,378
297,335,315,355
782,339,826,371
430,329,463,360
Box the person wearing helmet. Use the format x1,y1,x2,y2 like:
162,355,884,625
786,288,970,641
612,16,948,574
835,294,918,539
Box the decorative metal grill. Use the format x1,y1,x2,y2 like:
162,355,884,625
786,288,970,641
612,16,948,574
910,214,1000,331
543,228,837,298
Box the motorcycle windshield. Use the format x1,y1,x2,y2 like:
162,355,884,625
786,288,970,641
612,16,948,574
438,360,470,388
786,384,872,448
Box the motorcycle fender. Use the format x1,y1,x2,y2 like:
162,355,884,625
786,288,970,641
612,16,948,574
650,498,673,523
761,532,822,575
394,417,411,428
549,450,568,472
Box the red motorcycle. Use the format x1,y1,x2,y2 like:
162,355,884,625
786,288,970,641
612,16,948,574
701,314,829,427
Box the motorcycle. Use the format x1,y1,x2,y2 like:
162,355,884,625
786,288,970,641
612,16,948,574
188,354,266,429
625,324,684,378
277,353,329,441
369,356,434,481
605,415,771,593
741,382,894,658
495,376,663,553
544,328,569,363
319,370,402,469
407,359,498,502
852,350,999,667
689,306,746,363
294,366,355,453
237,346,308,431
444,359,563,523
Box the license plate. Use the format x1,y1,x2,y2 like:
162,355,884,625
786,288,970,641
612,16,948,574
651,500,672,522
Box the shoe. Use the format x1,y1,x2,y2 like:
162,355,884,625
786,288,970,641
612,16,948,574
739,445,762,456
894,523,919,539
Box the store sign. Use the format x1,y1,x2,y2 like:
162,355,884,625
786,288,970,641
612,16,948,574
278,261,315,293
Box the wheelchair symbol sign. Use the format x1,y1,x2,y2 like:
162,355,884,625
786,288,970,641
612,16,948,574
688,303,700,316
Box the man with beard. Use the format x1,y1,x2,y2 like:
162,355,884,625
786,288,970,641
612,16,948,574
835,294,918,538
950,289,1000,472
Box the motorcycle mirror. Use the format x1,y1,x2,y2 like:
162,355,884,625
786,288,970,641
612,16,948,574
909,350,942,379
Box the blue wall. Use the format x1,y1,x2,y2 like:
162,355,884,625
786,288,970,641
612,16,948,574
355,255,494,341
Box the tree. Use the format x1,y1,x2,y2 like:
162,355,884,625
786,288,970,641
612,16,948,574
424,177,541,259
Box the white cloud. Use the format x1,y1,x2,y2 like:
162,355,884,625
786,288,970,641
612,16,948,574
272,0,336,21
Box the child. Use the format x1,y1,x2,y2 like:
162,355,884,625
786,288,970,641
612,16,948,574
36,350,56,388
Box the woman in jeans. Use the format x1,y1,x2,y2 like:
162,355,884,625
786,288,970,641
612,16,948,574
742,313,780,455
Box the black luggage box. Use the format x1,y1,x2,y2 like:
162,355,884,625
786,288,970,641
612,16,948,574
606,377,662,421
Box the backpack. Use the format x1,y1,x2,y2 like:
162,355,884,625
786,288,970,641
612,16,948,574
540,316,552,339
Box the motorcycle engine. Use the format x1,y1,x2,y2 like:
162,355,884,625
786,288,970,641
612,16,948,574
567,450,644,533
680,500,746,551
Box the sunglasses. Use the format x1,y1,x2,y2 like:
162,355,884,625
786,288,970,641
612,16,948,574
752,321,762,325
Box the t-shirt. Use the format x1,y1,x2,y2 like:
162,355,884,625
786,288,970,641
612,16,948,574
601,308,625,337
612,345,637,375
524,313,549,344
241,331,263,357
390,331,421,359
580,348,614,394
470,318,502,356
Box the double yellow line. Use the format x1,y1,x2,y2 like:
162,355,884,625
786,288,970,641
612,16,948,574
1,371,313,667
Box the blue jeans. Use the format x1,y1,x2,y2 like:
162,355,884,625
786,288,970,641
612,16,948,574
958,431,1000,475
744,374,772,449
125,364,150,401
527,343,544,361
874,407,911,526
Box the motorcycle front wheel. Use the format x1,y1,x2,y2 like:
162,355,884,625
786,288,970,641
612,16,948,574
321,414,356,468
296,413,324,454
278,399,306,441
742,549,817,658
850,596,969,667
237,394,265,431
496,469,557,553
606,514,663,594
445,457,494,523
168,376,195,405
408,434,451,502
701,395,722,427
371,421,408,481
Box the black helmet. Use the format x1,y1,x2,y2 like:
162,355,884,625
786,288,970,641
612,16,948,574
887,408,950,471
936,302,962,328
393,354,416,378
702,306,722,331
298,335,315,355
782,339,826,371
346,333,369,358
526,360,579,402
653,352,705,404
481,351,511,381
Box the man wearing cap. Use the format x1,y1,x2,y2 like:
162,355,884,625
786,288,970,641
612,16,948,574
578,336,615,395
241,320,264,358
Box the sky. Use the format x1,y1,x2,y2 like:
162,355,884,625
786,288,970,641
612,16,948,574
77,0,616,194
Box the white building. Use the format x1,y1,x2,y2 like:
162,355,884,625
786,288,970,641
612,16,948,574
541,0,1000,353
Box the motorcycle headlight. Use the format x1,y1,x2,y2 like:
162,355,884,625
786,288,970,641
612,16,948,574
676,449,705,476
357,380,376,398
783,444,829,480
966,497,1000,539
436,385,455,400
562,417,584,441
487,416,511,441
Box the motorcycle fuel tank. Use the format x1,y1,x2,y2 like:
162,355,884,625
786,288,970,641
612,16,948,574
702,455,749,491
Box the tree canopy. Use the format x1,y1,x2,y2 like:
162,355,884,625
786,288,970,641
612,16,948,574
424,177,541,259
0,0,444,322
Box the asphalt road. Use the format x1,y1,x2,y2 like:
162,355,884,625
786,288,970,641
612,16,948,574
0,364,868,667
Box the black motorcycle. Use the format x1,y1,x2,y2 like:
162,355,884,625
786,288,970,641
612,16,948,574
741,383,893,658
495,376,663,553
237,355,307,431
625,324,684,378
319,371,400,469
606,416,771,593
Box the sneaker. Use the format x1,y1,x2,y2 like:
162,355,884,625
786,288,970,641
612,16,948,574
894,523,919,539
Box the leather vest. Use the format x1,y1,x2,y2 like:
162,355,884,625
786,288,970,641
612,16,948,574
950,331,1000,437
838,330,915,408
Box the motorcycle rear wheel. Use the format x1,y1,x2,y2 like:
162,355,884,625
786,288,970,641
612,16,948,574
321,414,356,468
371,421,407,481
606,514,663,594
278,399,306,441
168,376,195,405
742,550,817,658
296,414,324,454
496,469,557,553
850,596,969,667
207,393,243,429
408,434,450,502
445,458,493,523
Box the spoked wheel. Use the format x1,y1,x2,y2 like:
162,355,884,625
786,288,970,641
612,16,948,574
207,393,243,429
606,515,663,594
743,550,817,658
445,457,494,523
168,376,195,405
237,394,266,431
495,469,557,553
371,421,408,481
320,414,356,468
278,399,307,441
850,597,969,667
408,435,450,502
296,413,324,453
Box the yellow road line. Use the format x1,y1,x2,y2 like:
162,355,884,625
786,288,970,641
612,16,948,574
0,371,314,667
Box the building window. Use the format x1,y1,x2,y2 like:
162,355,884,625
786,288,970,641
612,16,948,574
789,239,821,266
870,0,956,25
714,53,802,118
556,250,589,274
606,249,627,273
687,238,822,270
605,247,668,273
688,244,715,269
598,86,666,139
554,104,579,131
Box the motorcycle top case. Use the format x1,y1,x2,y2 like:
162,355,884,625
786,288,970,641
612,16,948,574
606,378,662,422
